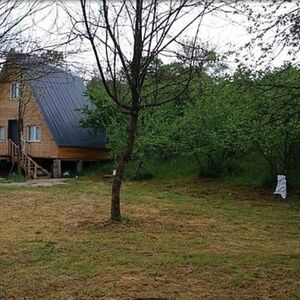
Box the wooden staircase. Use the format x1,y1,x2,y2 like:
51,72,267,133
8,139,51,179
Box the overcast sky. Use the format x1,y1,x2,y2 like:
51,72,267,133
13,1,300,77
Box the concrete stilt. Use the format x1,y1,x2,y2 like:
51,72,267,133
76,160,83,173
52,159,62,178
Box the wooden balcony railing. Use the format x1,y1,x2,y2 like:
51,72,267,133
8,139,51,179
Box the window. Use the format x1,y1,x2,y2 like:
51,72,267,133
10,83,21,100
27,126,41,142
0,127,4,142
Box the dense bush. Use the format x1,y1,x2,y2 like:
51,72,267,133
82,63,300,189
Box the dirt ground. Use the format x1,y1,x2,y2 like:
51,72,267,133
0,178,70,187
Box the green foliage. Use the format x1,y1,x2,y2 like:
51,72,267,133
81,79,128,161
171,74,251,176
6,173,26,182
78,161,115,179
82,60,300,189
125,155,199,180
245,64,300,177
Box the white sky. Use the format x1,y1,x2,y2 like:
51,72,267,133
10,1,300,78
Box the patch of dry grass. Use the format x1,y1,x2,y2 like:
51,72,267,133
0,177,299,299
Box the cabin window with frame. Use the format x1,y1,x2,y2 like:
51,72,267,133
0,127,4,142
27,126,41,142
10,83,21,100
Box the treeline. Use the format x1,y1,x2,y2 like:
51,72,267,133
82,62,300,188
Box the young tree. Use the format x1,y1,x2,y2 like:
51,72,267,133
68,0,233,221
82,61,195,175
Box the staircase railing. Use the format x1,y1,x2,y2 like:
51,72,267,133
8,139,51,179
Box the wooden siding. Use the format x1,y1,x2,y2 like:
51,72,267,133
24,84,59,158
0,82,17,156
0,80,59,158
58,147,109,160
0,69,108,162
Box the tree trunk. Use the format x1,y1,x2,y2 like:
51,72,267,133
111,112,138,222
17,78,25,177
17,101,23,176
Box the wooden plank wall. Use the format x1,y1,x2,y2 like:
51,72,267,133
58,147,109,160
0,79,59,158
23,88,59,158
0,69,109,162
0,82,18,156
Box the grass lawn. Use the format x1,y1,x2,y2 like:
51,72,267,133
0,177,299,299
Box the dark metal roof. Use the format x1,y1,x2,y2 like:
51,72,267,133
27,66,106,149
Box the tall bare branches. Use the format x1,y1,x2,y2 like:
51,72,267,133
242,1,300,66
68,1,234,110
0,0,57,57
63,0,235,221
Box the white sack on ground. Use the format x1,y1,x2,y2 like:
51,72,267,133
274,175,287,199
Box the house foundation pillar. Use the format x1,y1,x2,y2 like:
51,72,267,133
76,160,83,173
52,159,62,178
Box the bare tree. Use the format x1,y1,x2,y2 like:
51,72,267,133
65,0,234,221
240,1,300,66
0,1,57,59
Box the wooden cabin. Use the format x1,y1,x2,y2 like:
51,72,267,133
0,58,108,178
